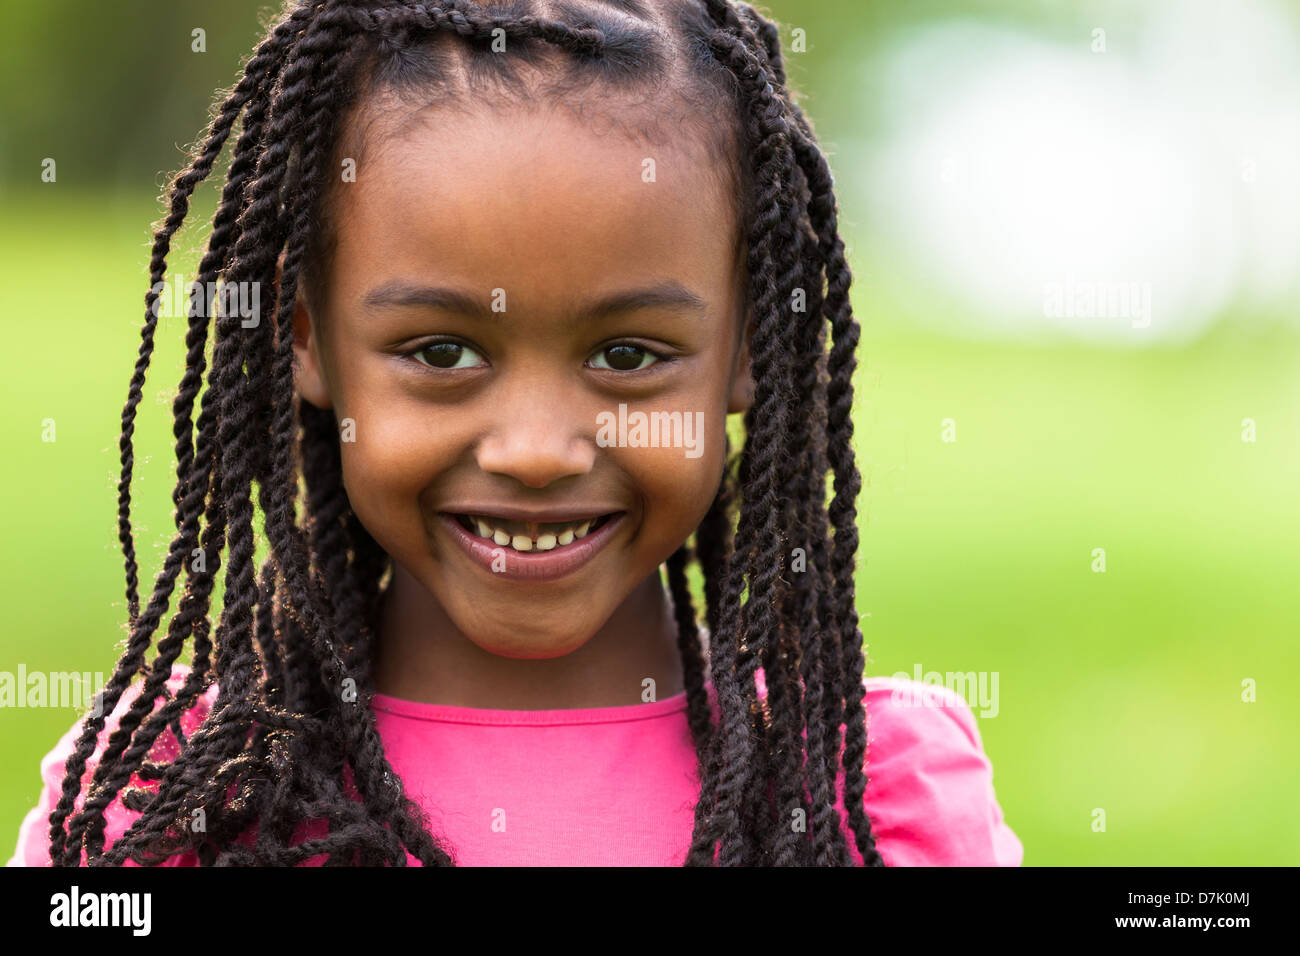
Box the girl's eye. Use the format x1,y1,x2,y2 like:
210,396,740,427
411,341,486,370
589,344,660,372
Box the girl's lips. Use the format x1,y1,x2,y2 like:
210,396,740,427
438,511,626,582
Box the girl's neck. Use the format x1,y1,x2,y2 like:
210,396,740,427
371,563,685,710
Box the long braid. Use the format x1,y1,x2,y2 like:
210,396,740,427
762,218,821,866
50,46,295,867
703,0,885,867
783,84,887,868
688,0,808,865
738,0,880,865
85,9,336,866
735,5,849,865
785,208,851,866
53,4,318,865
693,439,734,645
682,449,733,848
115,8,314,630
664,547,711,756
741,220,813,863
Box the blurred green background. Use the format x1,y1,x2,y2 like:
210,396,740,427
2,0,1297,865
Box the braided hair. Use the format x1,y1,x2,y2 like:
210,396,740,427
49,0,885,867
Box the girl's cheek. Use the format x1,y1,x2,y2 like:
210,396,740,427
337,418,444,568
617,432,723,515
337,403,461,500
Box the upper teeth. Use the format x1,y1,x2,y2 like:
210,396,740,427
468,515,596,551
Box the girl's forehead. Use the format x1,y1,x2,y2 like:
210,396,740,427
337,75,737,210
351,85,723,184
326,103,739,302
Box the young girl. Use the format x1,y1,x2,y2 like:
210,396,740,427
10,0,1021,866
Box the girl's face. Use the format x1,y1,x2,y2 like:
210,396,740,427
293,102,752,659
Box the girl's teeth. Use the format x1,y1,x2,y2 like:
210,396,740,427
465,514,607,551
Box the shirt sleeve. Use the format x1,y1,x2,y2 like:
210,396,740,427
854,677,1023,866
7,665,210,867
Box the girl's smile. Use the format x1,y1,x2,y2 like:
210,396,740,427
437,508,627,581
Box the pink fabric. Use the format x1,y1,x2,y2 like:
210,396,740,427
8,664,1021,866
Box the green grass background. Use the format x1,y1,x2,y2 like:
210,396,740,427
2,188,1295,864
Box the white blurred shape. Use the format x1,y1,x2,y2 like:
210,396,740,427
863,0,1300,344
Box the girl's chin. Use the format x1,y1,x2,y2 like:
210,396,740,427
463,633,594,661
447,607,603,660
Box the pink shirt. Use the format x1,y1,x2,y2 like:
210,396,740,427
8,664,1022,866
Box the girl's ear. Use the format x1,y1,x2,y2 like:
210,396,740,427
291,284,333,411
727,309,755,414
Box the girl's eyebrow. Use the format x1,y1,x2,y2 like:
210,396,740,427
360,279,708,323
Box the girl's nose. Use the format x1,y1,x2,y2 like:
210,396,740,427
475,405,597,488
